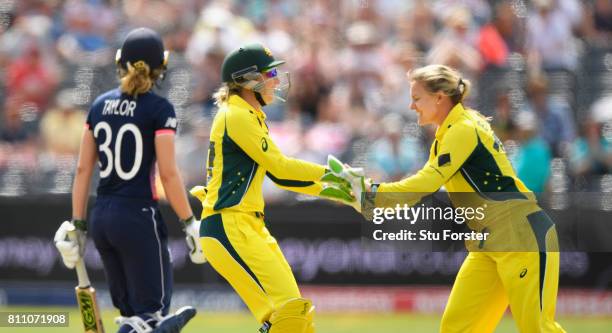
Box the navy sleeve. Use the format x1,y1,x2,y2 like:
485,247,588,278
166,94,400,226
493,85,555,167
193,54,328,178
86,103,96,130
86,93,107,130
153,100,177,133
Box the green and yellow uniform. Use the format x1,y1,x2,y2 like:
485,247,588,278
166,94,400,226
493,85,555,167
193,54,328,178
194,95,325,323
377,103,565,333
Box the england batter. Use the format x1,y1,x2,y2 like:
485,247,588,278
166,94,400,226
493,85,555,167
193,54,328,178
54,28,204,333
190,43,354,333
353,65,565,332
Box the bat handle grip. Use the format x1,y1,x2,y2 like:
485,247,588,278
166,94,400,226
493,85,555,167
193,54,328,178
68,230,91,288
74,259,91,288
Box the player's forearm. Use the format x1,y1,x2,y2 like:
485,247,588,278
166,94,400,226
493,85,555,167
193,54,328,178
375,175,434,209
266,156,326,182
379,166,444,196
281,183,322,196
226,112,325,181
72,167,93,220
380,121,474,195
72,129,97,221
159,171,193,221
269,176,324,196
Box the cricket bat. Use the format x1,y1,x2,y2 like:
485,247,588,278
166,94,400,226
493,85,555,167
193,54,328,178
69,232,105,333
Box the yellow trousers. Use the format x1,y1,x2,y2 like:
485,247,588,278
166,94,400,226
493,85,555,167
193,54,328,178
199,212,301,323
441,210,566,333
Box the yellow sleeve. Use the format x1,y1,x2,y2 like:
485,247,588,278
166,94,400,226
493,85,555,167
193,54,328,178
226,108,326,181
378,123,478,194
266,171,323,196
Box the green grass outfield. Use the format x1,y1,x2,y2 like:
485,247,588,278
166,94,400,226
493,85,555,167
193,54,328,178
1,306,610,332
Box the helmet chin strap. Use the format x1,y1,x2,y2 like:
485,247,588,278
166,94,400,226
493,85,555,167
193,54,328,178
254,91,267,107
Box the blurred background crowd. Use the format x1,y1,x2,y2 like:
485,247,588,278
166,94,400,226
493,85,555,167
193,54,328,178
0,0,611,202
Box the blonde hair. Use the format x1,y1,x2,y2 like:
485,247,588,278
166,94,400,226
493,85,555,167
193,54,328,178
119,61,164,97
212,82,242,106
409,64,471,105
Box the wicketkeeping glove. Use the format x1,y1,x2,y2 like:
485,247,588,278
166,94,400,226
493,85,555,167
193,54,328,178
181,216,207,264
325,154,369,212
319,170,355,203
54,220,86,269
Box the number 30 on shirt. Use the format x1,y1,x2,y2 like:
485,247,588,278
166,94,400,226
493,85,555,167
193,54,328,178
93,121,143,180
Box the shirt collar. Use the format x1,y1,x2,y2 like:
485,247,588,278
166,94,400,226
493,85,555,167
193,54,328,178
228,95,266,120
435,103,466,140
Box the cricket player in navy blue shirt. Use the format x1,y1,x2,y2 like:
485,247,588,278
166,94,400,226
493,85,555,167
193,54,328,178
54,28,205,333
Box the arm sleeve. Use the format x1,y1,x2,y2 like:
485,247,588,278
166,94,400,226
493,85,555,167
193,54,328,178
378,123,478,195
153,100,178,134
226,109,326,181
266,171,324,196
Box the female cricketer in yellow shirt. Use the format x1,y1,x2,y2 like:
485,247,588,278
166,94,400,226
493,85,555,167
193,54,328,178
191,44,353,333
367,65,565,333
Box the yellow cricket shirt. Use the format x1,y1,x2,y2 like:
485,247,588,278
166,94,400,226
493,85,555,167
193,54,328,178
202,95,326,217
378,103,532,201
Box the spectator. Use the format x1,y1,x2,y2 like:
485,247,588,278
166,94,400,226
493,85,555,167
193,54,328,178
526,0,583,71
0,0,607,201
186,5,258,114
290,42,332,123
427,6,482,87
175,116,211,188
5,42,58,112
432,0,492,26
340,21,386,111
380,42,420,118
591,95,612,126
0,97,32,144
39,89,86,156
186,4,258,63
302,89,353,162
585,0,612,42
524,74,576,157
55,0,116,66
477,0,520,69
0,0,58,62
568,97,612,180
367,113,424,182
491,87,516,143
189,44,226,116
121,0,184,33
395,0,436,53
512,111,552,193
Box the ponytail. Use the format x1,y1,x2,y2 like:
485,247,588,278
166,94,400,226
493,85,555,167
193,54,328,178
119,61,164,97
455,78,471,104
409,64,472,105
212,82,242,106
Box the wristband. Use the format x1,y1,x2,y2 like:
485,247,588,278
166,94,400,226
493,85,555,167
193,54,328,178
71,219,87,232
180,216,195,225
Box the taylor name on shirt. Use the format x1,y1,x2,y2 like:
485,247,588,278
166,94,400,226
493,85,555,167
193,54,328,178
102,99,137,117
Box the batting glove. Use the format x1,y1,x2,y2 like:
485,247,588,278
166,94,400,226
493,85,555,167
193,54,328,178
54,220,86,269
181,216,207,264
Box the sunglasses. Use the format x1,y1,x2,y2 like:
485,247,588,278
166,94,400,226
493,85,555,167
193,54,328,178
264,68,278,79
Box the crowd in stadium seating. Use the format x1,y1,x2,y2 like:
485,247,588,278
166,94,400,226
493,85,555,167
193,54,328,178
0,0,610,200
